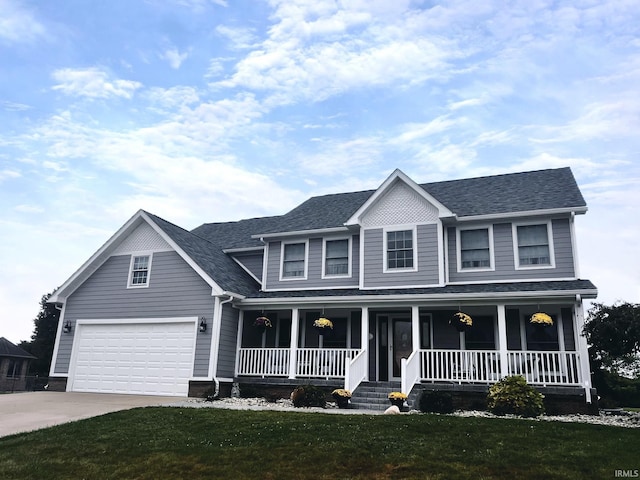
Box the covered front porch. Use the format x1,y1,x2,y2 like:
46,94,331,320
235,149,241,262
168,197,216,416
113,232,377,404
234,301,593,402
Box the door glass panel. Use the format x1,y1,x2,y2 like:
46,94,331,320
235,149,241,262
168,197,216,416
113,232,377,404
392,319,412,378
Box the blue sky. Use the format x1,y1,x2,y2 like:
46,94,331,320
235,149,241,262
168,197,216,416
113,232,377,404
1,0,639,344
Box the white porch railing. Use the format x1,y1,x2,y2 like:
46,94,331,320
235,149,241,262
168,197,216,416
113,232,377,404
413,349,582,386
507,351,582,386
401,350,422,395
236,348,361,379
345,349,368,392
237,348,290,377
420,349,501,384
296,348,361,379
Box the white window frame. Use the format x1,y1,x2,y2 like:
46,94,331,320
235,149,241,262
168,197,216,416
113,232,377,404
512,220,556,270
127,252,153,288
322,236,352,279
279,240,309,281
456,226,495,272
383,226,418,273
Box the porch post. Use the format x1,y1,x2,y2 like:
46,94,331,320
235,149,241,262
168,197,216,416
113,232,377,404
361,306,369,381
574,298,593,403
288,308,299,379
234,310,244,377
411,306,420,352
497,304,509,379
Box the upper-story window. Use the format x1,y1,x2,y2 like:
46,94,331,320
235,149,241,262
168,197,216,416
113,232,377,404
514,222,554,268
459,227,493,270
323,238,350,277
281,241,307,279
128,254,152,288
385,228,416,271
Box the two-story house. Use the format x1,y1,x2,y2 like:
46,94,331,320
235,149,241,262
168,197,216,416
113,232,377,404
48,167,597,410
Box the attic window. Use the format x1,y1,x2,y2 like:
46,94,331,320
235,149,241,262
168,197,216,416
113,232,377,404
128,254,152,288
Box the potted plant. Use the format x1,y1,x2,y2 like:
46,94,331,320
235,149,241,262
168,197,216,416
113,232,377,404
313,317,333,335
253,316,272,330
331,389,352,409
388,391,408,410
530,312,553,326
450,312,473,332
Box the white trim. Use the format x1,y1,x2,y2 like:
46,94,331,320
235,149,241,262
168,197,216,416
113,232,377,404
222,246,264,254
512,220,556,270
321,236,352,279
569,212,581,278
253,226,348,240
455,206,587,222
66,316,198,394
456,225,495,273
447,276,578,286
437,221,446,286
261,284,359,293
126,252,153,289
261,240,269,288
49,302,67,376
279,239,309,281
383,225,418,273
443,225,450,284
359,226,366,288
230,255,262,285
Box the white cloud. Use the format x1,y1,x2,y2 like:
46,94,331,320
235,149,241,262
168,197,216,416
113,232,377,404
2,101,32,111
161,47,190,69
0,169,21,181
0,0,47,44
51,67,142,99
216,25,257,49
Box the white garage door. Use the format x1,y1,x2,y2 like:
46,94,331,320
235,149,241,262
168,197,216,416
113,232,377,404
69,319,196,397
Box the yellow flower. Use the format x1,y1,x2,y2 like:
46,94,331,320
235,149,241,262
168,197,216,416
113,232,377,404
452,312,473,327
530,312,553,326
388,392,408,400
313,317,333,329
332,389,352,398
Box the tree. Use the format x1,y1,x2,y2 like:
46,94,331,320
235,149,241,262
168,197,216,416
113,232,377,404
19,291,60,377
584,302,640,377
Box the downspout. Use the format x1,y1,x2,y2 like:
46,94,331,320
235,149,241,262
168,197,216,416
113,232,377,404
210,293,235,398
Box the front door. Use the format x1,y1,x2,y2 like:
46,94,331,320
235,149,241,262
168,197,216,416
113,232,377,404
390,317,412,380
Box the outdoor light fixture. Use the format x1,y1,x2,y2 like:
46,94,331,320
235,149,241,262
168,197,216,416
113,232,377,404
199,317,207,333
62,321,72,333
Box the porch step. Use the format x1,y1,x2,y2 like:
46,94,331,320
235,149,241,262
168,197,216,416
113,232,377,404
350,382,405,411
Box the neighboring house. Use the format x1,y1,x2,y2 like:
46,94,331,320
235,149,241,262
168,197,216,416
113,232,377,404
0,337,36,392
48,168,597,410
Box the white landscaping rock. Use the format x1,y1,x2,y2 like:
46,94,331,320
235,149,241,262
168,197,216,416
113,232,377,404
384,405,401,415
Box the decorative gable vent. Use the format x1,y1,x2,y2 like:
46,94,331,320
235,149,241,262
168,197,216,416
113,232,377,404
113,222,172,255
360,181,440,227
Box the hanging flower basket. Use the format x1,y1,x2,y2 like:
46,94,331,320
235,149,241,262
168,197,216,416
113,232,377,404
450,312,473,332
530,312,553,326
332,389,352,409
313,317,333,335
253,316,272,330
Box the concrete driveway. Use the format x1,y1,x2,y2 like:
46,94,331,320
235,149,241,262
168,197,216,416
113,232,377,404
0,391,178,438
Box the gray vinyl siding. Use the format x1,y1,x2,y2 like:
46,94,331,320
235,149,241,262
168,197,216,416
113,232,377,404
232,252,264,280
54,251,214,377
265,235,359,290
363,224,439,288
448,218,575,283
216,303,240,378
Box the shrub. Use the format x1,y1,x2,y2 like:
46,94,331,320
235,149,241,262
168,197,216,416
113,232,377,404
290,384,326,408
418,390,454,414
487,375,545,418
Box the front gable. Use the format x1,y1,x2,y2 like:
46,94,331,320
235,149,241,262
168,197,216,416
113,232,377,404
346,169,454,227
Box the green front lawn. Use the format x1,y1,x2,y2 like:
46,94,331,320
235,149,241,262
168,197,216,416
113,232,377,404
1,407,637,479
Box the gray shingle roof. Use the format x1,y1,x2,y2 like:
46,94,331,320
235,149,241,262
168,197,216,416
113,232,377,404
0,337,36,359
249,279,597,299
150,167,591,298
